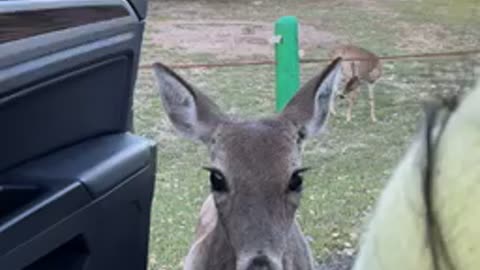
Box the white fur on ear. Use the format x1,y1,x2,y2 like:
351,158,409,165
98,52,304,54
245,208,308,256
153,63,224,143
153,63,200,140
280,58,343,139
304,60,343,136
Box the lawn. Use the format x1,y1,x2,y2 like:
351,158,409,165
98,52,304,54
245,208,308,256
133,1,480,269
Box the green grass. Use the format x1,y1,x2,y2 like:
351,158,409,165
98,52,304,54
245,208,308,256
385,0,480,50
135,1,480,269
388,0,480,26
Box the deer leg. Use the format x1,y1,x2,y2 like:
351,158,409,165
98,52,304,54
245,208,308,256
344,76,361,122
368,84,377,123
346,90,358,122
329,80,339,116
329,93,337,116
346,93,352,122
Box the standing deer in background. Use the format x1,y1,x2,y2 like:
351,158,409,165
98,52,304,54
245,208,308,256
153,58,343,270
328,45,383,122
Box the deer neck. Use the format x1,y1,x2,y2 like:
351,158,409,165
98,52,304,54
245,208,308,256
203,221,237,269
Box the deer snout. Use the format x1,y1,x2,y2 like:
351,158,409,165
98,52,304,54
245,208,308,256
239,252,282,270
248,255,271,270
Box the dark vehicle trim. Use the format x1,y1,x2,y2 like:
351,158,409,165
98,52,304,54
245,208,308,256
0,6,129,44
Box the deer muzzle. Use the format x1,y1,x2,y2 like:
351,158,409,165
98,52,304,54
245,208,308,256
238,251,282,270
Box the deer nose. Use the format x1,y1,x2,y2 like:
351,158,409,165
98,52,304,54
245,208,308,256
247,255,272,270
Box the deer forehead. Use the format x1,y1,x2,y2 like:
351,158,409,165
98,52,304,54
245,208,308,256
210,119,301,177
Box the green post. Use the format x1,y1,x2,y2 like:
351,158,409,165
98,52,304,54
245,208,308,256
274,16,300,112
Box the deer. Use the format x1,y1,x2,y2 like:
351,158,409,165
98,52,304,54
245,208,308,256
152,58,343,270
328,45,383,123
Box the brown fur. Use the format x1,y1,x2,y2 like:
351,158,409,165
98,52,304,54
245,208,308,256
153,59,343,270
328,45,383,122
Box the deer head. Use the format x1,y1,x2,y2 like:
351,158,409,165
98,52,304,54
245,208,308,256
153,58,342,270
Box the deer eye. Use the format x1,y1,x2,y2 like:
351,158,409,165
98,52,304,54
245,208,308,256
203,167,228,193
288,168,310,193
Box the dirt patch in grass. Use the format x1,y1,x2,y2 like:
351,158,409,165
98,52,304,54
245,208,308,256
396,22,452,53
152,20,338,60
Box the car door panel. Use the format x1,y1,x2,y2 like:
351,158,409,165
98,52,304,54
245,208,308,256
0,1,155,269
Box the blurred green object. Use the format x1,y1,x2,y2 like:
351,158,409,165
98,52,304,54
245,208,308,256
275,16,300,112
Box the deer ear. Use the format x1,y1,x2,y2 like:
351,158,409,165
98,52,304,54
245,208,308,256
153,62,226,143
280,58,343,138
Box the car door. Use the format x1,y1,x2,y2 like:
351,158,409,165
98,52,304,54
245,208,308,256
0,1,156,269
